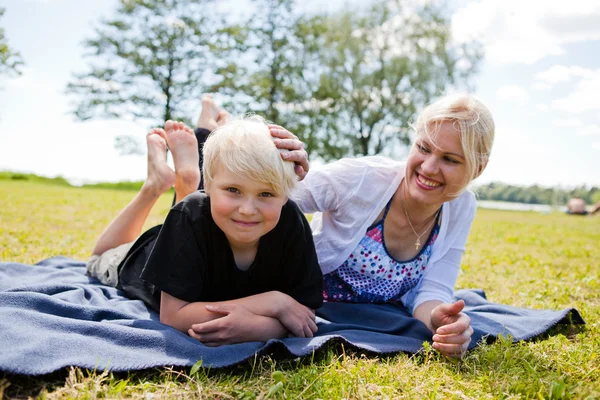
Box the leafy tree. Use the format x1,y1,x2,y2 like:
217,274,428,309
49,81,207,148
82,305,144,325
475,182,600,205
301,0,482,159
66,0,221,153
214,0,481,160
210,0,349,159
211,0,298,120
0,7,24,76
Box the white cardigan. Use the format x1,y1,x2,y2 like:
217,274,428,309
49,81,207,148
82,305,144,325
291,156,477,313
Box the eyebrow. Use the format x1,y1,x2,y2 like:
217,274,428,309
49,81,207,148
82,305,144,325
219,181,275,192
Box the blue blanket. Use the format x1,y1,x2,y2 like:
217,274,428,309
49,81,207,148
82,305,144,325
0,257,584,375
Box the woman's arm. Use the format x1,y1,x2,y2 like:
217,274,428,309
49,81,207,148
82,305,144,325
413,299,473,358
410,198,477,357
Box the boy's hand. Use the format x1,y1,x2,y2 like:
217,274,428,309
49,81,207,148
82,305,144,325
188,304,280,346
268,124,309,180
273,293,318,338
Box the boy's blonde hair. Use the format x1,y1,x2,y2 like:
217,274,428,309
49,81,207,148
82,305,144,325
202,115,297,197
415,93,495,183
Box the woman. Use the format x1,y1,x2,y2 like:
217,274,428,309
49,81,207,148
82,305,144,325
286,94,494,357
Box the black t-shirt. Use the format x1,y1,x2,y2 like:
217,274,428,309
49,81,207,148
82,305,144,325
119,191,323,312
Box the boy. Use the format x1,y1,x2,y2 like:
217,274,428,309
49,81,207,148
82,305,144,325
87,98,322,345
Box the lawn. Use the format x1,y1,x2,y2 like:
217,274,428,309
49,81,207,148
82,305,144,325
1,180,599,399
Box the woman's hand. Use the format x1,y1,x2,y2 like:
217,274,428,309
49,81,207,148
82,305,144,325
268,124,309,180
430,300,473,358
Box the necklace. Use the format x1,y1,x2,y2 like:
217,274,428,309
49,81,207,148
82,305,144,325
400,183,440,250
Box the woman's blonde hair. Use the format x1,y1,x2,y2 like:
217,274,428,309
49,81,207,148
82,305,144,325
202,115,296,197
415,93,495,183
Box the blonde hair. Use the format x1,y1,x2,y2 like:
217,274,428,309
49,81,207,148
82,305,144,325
202,115,296,197
415,93,495,184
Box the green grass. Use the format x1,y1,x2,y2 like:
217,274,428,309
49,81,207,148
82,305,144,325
1,180,599,399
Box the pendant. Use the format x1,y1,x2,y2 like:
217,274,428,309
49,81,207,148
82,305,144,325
415,238,421,250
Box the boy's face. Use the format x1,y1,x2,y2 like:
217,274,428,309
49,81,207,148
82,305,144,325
206,165,288,251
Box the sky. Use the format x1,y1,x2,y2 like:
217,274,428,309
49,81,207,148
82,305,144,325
0,0,598,188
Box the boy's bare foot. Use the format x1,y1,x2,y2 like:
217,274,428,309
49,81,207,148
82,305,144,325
163,120,201,201
142,129,176,198
196,94,231,131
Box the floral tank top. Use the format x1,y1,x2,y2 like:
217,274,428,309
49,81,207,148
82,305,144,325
323,197,441,303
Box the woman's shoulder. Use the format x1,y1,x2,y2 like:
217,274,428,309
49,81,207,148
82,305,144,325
445,189,477,220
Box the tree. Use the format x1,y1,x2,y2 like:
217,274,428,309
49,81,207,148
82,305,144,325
214,0,481,160
211,0,341,158
0,7,24,76
211,0,299,121
300,0,482,159
66,0,222,153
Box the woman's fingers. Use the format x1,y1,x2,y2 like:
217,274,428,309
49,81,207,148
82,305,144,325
432,340,470,358
268,125,310,180
268,124,298,140
274,138,305,150
294,164,308,181
435,313,471,335
432,324,473,358
433,328,474,345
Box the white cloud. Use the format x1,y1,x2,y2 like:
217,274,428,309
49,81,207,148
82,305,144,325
532,82,553,91
552,120,600,136
533,66,600,114
496,85,529,104
5,68,57,91
552,75,600,113
593,142,600,150
535,65,597,85
452,0,600,65
579,125,600,136
536,104,549,112
479,126,566,186
552,118,584,128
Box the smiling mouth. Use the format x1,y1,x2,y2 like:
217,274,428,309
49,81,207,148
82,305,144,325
232,219,260,227
416,172,442,188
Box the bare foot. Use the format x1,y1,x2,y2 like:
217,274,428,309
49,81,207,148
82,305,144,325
216,109,231,127
163,120,201,202
142,128,176,198
195,94,230,131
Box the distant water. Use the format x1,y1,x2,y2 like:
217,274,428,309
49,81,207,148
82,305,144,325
477,200,567,213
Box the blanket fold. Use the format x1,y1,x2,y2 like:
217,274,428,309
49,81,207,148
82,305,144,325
0,257,584,375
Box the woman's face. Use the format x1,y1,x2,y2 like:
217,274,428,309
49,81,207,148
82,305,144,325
405,121,470,208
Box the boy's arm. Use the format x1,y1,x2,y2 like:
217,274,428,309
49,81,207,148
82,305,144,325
279,201,324,310
161,290,317,341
